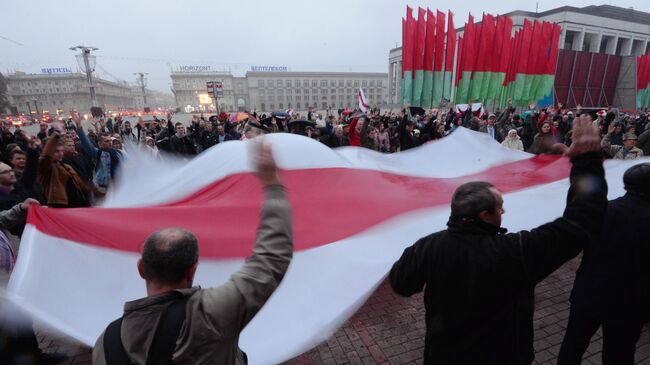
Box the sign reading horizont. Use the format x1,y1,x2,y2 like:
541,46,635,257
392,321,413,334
250,66,288,72
178,66,212,72
41,67,73,74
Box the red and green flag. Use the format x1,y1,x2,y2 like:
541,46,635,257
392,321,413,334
638,52,650,109
401,7,415,105
431,10,446,107
513,19,533,104
443,11,456,102
421,9,436,108
455,15,476,103
486,16,512,100
469,14,496,101
411,7,427,107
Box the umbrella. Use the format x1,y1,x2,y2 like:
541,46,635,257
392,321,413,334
287,120,316,129
409,106,426,116
271,111,289,119
229,112,253,123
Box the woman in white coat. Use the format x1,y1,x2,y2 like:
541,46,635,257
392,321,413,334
501,129,524,151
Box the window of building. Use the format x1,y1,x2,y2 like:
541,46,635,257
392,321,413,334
330,89,336,94
320,80,327,87
321,96,327,100
270,104,275,110
268,80,274,87
346,80,352,87
362,81,368,87
370,80,375,86
297,102,301,109
303,80,309,87
279,103,284,109
259,80,265,87
311,80,318,87
353,80,359,87
287,95,292,101
277,80,283,86
377,80,383,86
286,89,292,94
261,103,266,110
320,89,327,94
304,89,309,94
296,96,301,101
259,89,265,95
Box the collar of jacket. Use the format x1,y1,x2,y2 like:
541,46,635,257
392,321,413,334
446,217,508,235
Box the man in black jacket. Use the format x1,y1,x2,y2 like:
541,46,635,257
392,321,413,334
558,163,650,365
389,116,607,365
169,123,196,156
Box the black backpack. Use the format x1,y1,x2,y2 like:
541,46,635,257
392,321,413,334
103,297,187,365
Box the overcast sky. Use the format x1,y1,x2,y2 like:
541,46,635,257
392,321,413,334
2,0,649,92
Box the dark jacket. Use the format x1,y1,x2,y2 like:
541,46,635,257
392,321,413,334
570,192,650,325
326,134,350,148
399,115,417,151
389,152,607,365
170,134,196,156
636,128,650,156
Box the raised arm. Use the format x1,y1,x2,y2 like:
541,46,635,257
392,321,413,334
72,112,99,156
600,123,618,157
202,141,293,331
515,115,608,284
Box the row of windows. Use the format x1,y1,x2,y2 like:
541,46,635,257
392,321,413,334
260,93,381,103
258,79,383,88
20,80,77,87
258,87,383,95
258,102,381,111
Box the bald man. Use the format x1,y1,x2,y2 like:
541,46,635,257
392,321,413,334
93,142,293,365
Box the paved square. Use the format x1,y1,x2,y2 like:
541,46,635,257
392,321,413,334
37,257,649,364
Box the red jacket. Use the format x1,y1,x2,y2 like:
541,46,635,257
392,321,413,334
348,118,361,146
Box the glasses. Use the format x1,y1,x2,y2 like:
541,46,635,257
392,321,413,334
0,169,14,175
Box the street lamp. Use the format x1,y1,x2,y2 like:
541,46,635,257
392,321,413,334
134,72,148,111
70,45,99,108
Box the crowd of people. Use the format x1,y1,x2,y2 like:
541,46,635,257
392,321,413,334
0,102,648,364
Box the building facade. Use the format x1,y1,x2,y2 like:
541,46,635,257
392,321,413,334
245,71,388,112
388,5,650,109
6,71,136,114
169,69,388,112
132,87,177,111
170,67,235,112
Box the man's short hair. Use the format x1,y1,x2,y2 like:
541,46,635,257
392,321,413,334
450,181,497,221
623,163,650,197
8,149,26,161
141,228,199,284
175,122,183,128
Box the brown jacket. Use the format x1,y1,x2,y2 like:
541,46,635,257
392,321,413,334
92,185,293,365
600,134,644,160
37,133,89,206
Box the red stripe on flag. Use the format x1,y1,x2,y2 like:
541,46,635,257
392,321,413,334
28,156,571,259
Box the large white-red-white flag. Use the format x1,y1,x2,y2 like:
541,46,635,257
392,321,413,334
7,129,643,364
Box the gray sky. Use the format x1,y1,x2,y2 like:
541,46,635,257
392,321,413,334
2,0,649,92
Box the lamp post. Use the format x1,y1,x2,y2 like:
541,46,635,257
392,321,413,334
134,72,148,111
70,45,99,107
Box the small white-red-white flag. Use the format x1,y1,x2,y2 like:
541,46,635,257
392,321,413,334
358,88,368,112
